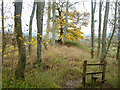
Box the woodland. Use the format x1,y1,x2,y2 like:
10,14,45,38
0,0,120,88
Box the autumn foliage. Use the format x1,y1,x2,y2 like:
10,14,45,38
50,9,90,41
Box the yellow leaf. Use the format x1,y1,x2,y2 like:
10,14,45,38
3,55,7,58
17,24,20,26
40,35,42,38
11,17,13,19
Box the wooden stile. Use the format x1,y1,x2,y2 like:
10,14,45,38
82,60,107,87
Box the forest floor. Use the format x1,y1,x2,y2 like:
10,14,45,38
2,40,118,88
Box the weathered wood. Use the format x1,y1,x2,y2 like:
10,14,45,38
82,60,87,87
87,63,104,66
82,60,107,86
91,75,98,82
102,61,107,83
86,72,103,75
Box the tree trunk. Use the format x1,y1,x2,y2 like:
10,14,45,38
117,1,120,60
36,1,45,62
116,45,119,60
46,0,51,41
63,0,69,44
97,1,102,57
28,1,36,55
14,1,26,80
118,1,120,88
100,1,110,63
91,0,96,58
51,0,56,45
2,0,5,64
102,1,117,61
57,7,63,43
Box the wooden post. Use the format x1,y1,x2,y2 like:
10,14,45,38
102,61,107,83
82,60,87,87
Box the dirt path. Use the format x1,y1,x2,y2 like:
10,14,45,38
62,78,83,88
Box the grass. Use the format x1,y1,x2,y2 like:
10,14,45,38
2,40,118,88
65,40,89,49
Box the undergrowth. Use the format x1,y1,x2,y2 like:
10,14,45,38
2,40,118,88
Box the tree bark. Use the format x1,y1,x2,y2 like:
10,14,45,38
46,0,51,41
63,0,69,44
102,1,117,61
36,1,45,62
116,45,119,60
57,6,63,43
117,1,120,60
118,1,120,88
28,1,36,55
14,1,26,80
97,1,102,57
91,0,96,58
51,0,56,45
2,0,5,64
100,1,110,63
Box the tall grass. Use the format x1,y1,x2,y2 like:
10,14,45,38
2,40,118,88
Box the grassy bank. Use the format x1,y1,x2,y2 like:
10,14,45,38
2,40,118,88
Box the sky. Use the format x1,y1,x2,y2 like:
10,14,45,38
0,0,117,37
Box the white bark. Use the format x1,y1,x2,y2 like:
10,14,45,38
28,1,36,55
46,0,51,41
36,1,45,62
52,0,56,45
91,0,96,58
63,0,69,44
100,1,110,63
97,0,103,56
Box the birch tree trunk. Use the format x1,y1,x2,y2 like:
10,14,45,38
63,0,69,44
117,2,120,60
102,1,117,61
46,0,51,41
2,0,5,64
100,1,110,63
36,1,45,63
91,0,96,58
51,0,56,45
14,1,26,80
28,1,36,55
118,1,120,88
97,1,102,57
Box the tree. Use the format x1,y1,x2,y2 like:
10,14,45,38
100,1,110,63
50,2,89,42
2,0,5,64
14,1,26,80
46,0,51,41
28,1,36,55
117,1,120,60
36,1,45,62
117,1,120,88
97,0,103,57
91,0,96,58
63,0,69,44
102,1,117,62
51,0,56,45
